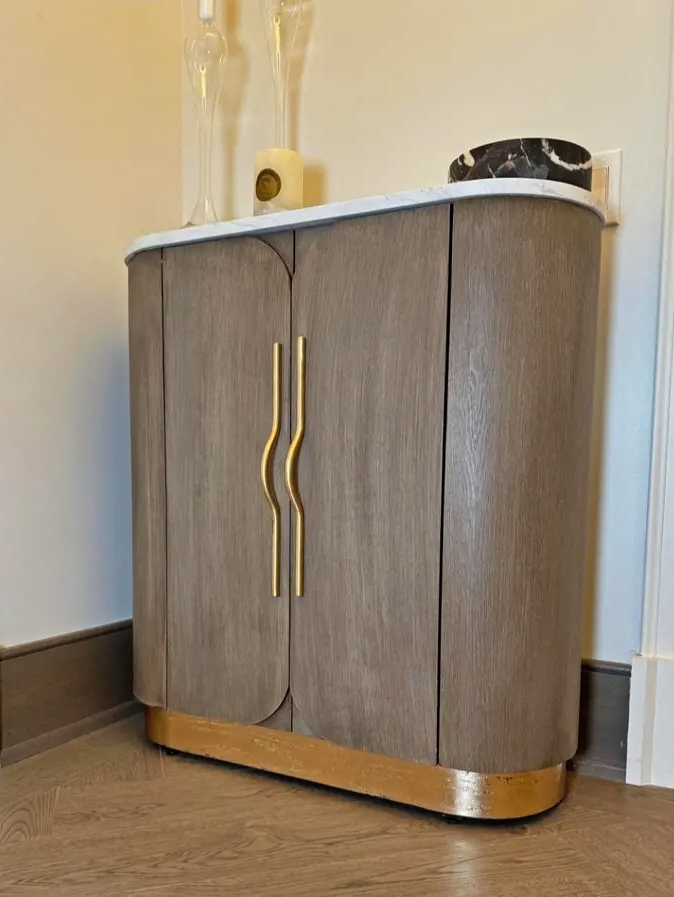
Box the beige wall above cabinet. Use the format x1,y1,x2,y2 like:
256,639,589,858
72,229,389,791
1,0,182,648
128,192,603,820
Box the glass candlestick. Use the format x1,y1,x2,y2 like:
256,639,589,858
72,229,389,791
255,0,304,215
184,0,227,227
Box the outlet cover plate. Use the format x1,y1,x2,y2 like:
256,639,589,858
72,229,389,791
592,149,622,226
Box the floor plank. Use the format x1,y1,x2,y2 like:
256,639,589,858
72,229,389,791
0,788,59,846
0,713,673,897
0,715,160,805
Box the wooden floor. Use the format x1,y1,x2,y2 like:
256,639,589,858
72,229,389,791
1,715,673,896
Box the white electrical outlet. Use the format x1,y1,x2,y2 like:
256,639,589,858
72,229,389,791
591,149,622,226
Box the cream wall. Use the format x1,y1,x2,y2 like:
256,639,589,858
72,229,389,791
0,2,183,647
184,0,673,663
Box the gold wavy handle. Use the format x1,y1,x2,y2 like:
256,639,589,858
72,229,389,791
286,336,306,597
261,343,282,597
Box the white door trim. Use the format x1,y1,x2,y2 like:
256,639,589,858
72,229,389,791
626,12,674,788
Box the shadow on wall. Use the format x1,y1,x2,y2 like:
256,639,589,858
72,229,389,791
288,0,328,206
583,229,616,657
216,0,327,212
216,0,327,214
84,334,132,623
218,0,250,222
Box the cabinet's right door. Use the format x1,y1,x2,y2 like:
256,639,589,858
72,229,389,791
291,207,450,763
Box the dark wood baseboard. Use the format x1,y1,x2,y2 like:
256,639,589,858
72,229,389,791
572,660,631,781
0,621,135,767
0,623,630,780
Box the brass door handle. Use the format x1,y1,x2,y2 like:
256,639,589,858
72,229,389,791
286,336,306,597
261,343,282,597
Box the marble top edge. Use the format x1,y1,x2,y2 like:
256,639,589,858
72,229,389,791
125,180,605,262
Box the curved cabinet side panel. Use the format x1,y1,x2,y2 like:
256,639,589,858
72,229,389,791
441,198,602,774
128,250,167,708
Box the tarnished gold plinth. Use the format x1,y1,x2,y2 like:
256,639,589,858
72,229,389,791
146,707,566,820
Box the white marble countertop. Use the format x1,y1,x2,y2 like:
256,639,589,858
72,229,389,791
125,179,605,262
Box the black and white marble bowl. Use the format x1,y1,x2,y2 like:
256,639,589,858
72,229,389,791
448,138,592,191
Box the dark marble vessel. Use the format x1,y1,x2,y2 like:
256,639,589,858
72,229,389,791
449,138,592,191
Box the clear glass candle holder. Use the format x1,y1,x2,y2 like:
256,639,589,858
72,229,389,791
184,0,227,226
255,0,304,215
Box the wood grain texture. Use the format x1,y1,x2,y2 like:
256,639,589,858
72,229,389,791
292,707,316,738
291,207,450,763
163,239,291,725
293,661,630,781
146,708,565,820
0,787,58,845
0,622,133,765
261,693,291,731
0,703,138,768
441,198,602,774
128,251,167,708
2,713,674,897
0,715,161,808
259,232,294,273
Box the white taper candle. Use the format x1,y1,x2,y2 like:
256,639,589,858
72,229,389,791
199,0,215,21
254,148,304,215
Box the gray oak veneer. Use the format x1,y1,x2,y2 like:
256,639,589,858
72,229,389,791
291,208,450,763
441,198,602,773
163,239,291,725
128,251,166,709
127,196,603,817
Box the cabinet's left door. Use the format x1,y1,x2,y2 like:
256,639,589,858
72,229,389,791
129,250,167,708
164,238,292,725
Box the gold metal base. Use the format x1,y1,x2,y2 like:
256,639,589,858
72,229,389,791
146,706,566,821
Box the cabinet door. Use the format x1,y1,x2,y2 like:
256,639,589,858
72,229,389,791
291,207,450,763
164,238,291,725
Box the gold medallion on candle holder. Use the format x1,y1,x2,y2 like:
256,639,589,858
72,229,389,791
256,168,282,202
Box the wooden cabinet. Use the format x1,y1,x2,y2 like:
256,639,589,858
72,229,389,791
128,192,603,819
